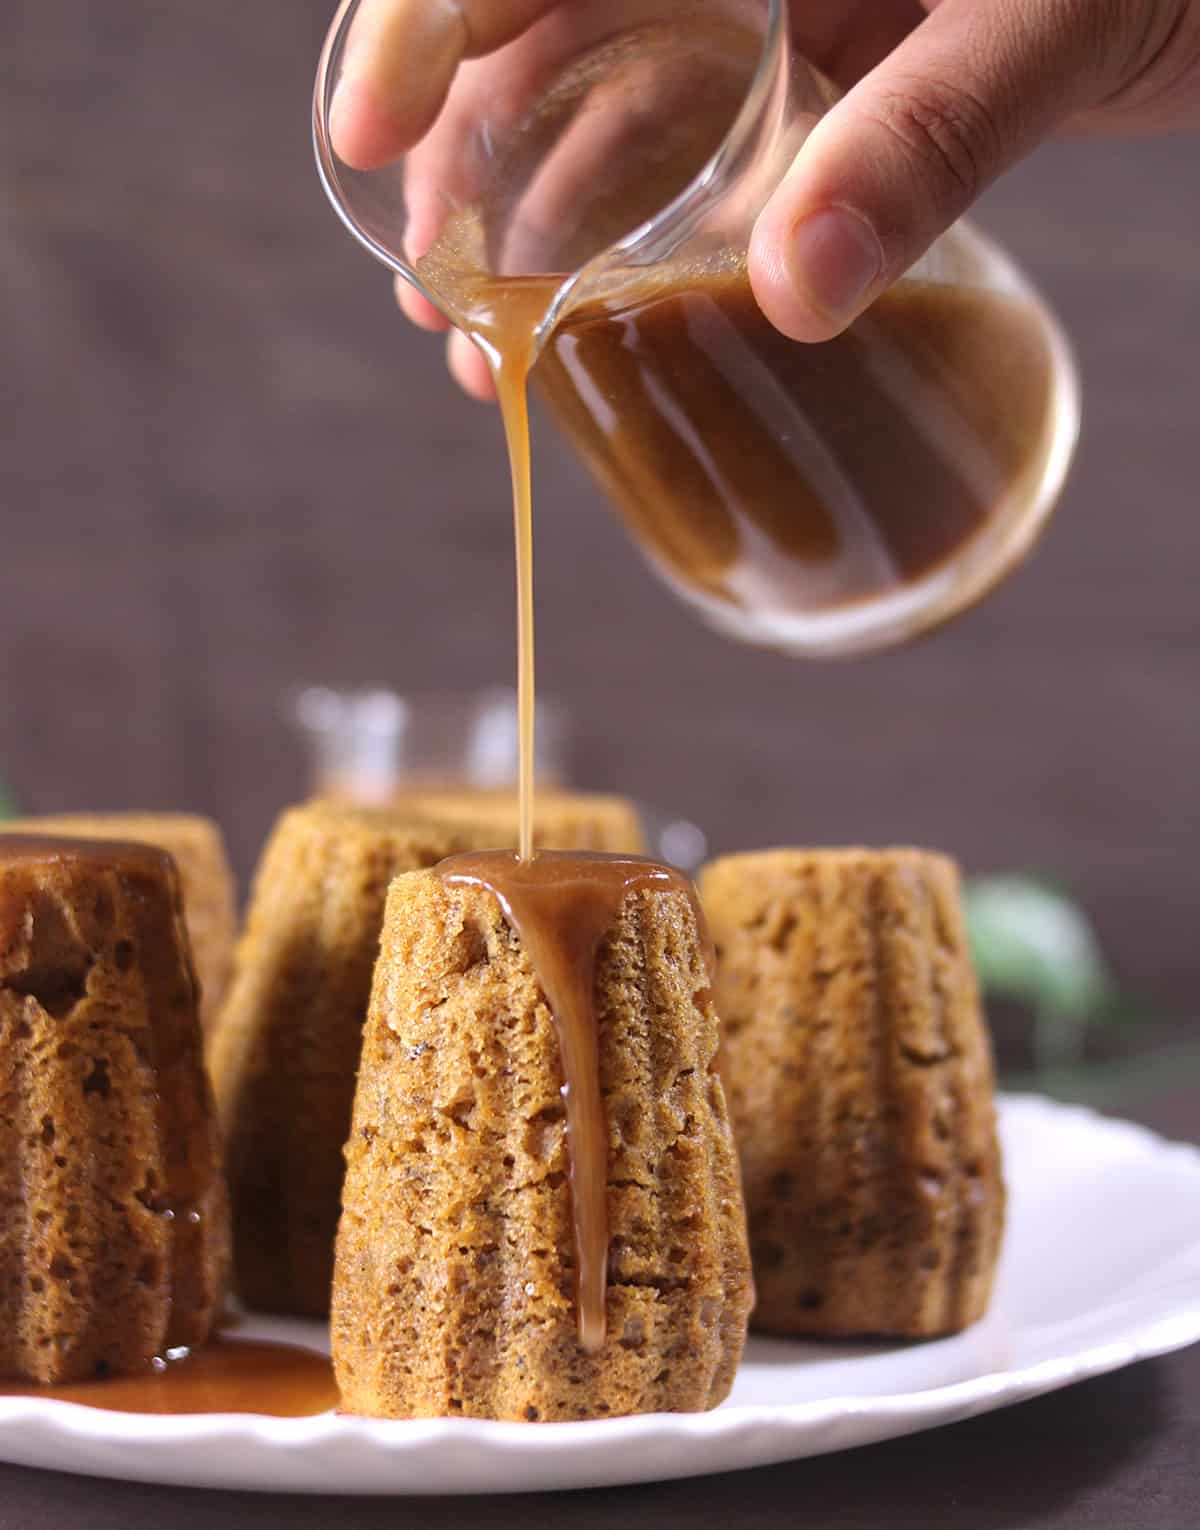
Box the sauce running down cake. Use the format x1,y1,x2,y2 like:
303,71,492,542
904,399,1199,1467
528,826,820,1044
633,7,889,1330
332,851,752,1420
13,813,237,1032
209,801,478,1317
0,834,230,1383
699,847,1004,1338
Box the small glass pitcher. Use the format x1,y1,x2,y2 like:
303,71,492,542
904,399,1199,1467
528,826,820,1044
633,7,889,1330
315,0,1079,657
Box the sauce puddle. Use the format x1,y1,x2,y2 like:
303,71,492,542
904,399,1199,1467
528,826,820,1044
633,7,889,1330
0,1339,338,1416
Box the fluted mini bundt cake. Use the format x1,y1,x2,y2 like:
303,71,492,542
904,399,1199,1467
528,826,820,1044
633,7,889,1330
699,847,1004,1339
14,813,236,1031
332,852,752,1421
0,834,230,1383
209,801,477,1317
393,788,646,854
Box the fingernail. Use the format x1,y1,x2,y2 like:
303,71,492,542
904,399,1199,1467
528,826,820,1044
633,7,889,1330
787,207,883,325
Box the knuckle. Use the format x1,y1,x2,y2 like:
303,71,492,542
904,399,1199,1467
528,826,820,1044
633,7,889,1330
1102,0,1200,120
865,77,1005,207
1109,0,1182,76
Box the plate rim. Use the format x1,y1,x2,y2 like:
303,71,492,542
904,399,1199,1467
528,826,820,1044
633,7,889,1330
0,1092,1197,1492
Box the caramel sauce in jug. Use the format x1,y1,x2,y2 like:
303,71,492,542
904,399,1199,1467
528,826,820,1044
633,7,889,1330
533,259,1056,618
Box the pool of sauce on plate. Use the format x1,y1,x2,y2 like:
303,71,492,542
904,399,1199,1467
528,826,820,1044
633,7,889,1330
0,1339,338,1416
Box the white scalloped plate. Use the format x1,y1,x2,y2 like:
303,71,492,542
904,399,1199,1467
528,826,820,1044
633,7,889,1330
2,1094,1198,1495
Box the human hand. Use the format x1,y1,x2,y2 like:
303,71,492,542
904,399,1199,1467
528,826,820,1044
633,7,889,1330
329,0,1200,395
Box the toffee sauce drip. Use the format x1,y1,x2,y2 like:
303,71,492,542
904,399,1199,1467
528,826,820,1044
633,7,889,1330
437,849,710,1352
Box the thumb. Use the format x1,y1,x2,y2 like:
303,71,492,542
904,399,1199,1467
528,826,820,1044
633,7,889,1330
750,0,1106,341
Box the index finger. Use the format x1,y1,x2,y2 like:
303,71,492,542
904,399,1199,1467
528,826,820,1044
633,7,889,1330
329,0,563,170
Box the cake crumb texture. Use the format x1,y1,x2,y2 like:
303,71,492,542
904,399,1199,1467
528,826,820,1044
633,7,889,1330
0,834,230,1382
14,813,237,1031
392,788,646,854
700,847,1004,1338
209,801,477,1316
332,867,752,1420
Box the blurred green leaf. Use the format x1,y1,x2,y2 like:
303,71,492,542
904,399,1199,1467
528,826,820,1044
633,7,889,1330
965,874,1117,1020
0,777,15,821
965,874,1130,1072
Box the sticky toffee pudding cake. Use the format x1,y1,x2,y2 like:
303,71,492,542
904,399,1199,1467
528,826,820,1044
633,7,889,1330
15,813,236,1031
332,852,752,1420
0,834,229,1383
700,847,1004,1338
209,801,478,1317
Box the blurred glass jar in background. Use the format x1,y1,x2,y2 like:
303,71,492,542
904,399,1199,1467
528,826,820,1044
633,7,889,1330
290,686,707,870
293,686,571,803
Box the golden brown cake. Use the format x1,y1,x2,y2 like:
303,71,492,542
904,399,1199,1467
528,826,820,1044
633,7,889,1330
332,855,752,1420
209,801,477,1317
391,788,646,854
0,834,230,1383
15,813,236,1031
699,847,1004,1339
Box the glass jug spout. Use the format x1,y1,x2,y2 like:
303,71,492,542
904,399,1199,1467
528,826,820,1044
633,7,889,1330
315,0,805,349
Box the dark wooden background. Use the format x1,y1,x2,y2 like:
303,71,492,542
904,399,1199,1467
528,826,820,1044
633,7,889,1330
3,1,1198,1011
